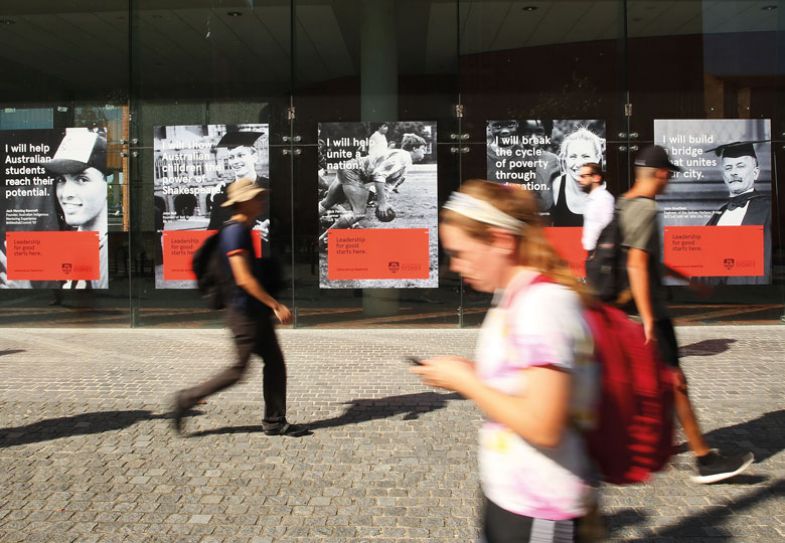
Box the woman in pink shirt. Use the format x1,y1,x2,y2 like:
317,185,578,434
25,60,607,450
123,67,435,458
412,180,598,543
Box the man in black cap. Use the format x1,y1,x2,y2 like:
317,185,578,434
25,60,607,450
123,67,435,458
619,145,753,483
207,131,270,231
705,141,771,228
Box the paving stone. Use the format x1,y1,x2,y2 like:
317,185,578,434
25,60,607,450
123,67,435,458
0,326,783,541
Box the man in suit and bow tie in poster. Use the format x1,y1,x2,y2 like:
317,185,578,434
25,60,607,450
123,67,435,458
705,141,771,284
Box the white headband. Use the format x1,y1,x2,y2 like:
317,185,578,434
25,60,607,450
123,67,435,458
443,191,526,234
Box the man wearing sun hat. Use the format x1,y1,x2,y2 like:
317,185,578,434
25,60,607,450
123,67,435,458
173,178,309,437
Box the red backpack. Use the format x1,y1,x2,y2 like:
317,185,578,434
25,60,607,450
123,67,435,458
582,302,675,484
526,276,675,484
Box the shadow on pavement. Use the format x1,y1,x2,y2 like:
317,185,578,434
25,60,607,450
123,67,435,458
624,478,785,542
0,349,26,357
605,508,649,537
675,409,785,464
680,338,737,357
189,391,464,438
309,391,464,429
0,410,166,448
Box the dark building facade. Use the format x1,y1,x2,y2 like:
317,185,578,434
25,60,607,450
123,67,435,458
0,0,783,327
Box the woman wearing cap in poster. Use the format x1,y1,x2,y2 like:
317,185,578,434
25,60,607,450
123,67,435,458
317,133,428,248
207,131,270,232
46,127,110,289
550,127,605,227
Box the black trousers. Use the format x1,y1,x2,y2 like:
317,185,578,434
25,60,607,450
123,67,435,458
179,308,287,425
481,499,579,543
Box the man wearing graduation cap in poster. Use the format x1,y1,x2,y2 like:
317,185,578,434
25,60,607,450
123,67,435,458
705,140,771,284
207,130,270,231
705,141,771,227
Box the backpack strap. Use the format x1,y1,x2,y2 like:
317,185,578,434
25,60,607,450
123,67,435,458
498,271,554,310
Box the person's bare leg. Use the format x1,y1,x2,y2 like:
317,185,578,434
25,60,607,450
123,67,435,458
672,368,711,457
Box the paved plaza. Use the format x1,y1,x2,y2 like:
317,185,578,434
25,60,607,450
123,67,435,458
1,325,784,542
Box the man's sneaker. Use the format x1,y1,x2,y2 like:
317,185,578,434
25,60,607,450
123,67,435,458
692,449,754,484
171,393,187,435
263,421,312,437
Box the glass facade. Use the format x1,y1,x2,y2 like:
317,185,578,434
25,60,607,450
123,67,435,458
0,0,782,328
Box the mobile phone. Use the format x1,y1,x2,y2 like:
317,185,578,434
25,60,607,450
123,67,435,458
406,356,424,366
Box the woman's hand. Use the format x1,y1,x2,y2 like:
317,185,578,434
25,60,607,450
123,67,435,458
410,356,476,395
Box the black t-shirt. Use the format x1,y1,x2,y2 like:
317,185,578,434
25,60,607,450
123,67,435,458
219,221,269,315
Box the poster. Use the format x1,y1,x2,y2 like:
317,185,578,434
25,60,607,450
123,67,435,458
318,121,438,288
0,128,110,289
655,119,771,284
486,119,606,275
153,124,269,288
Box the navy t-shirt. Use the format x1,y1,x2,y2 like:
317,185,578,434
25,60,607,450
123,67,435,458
219,221,268,315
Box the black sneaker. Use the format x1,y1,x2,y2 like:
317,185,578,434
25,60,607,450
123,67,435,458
171,392,187,435
692,449,754,484
263,422,312,437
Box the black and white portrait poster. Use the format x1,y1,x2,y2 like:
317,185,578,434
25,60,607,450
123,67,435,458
486,120,606,275
153,124,269,288
655,119,771,284
0,128,110,289
486,120,606,226
317,121,438,288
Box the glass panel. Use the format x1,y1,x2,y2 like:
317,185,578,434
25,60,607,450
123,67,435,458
627,0,785,322
0,1,131,327
291,0,461,327
129,1,292,327
458,0,628,325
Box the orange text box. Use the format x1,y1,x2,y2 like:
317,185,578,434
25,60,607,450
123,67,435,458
328,228,430,281
544,227,586,278
7,231,100,281
163,229,263,281
163,230,216,281
664,225,764,277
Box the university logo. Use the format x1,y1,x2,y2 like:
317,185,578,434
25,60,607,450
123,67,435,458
723,258,735,270
387,261,400,273
61,263,73,275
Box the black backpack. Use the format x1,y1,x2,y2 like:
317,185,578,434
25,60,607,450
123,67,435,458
192,224,233,310
192,222,285,310
585,201,630,303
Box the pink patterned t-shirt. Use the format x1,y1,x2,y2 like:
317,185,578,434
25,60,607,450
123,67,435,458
476,270,598,520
